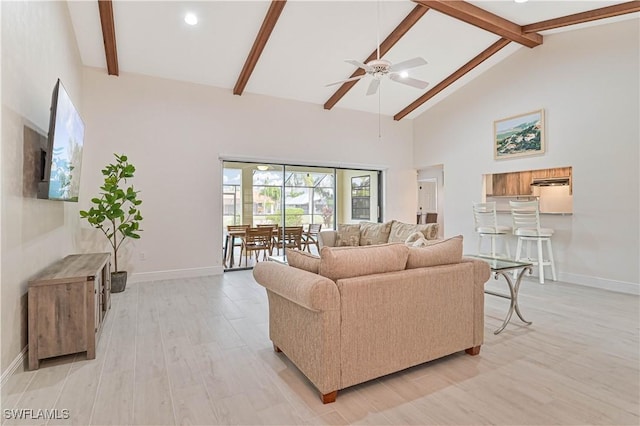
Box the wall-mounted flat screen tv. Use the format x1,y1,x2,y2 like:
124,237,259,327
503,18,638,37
38,79,84,202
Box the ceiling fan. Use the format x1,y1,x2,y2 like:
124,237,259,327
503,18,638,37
327,57,429,95
326,1,429,96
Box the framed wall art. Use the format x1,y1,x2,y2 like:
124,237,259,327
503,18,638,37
494,109,545,160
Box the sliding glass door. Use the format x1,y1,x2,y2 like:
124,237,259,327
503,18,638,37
222,161,381,270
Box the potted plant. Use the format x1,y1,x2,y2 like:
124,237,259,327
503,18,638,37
80,153,143,292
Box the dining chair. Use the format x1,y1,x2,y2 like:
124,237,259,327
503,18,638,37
257,224,279,253
509,200,557,284
301,224,322,253
275,226,304,253
240,227,273,267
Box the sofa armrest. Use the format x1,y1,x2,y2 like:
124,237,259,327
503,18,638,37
318,230,337,248
461,257,492,286
253,262,339,312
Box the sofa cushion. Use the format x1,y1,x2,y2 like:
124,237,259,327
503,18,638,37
335,224,361,246
285,249,320,274
388,221,439,243
319,243,409,281
406,235,463,269
359,221,393,246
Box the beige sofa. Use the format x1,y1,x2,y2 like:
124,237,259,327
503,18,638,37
252,237,490,403
318,220,439,248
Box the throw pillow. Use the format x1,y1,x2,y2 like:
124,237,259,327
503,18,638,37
319,243,409,281
420,223,439,240
359,221,393,246
404,231,424,245
285,249,320,274
388,221,439,243
335,224,361,246
405,235,463,269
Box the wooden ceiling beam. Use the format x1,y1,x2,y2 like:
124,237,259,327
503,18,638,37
234,0,287,96
324,5,430,110
394,38,510,121
522,1,640,33
98,0,119,76
412,0,542,48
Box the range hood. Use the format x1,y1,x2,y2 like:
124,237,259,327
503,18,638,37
530,177,570,187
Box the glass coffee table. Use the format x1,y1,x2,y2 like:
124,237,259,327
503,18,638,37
467,255,533,334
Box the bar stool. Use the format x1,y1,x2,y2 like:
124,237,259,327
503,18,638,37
509,200,557,284
472,202,511,258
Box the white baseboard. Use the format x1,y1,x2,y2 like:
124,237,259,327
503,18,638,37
1,346,27,387
559,271,639,295
129,266,224,283
129,265,638,294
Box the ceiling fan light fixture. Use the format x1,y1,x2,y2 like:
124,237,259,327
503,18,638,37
400,71,409,79
184,12,198,26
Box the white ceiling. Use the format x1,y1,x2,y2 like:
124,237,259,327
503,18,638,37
67,0,638,119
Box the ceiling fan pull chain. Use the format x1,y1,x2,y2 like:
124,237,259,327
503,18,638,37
378,84,382,140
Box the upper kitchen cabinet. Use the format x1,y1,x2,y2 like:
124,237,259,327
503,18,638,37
518,171,533,195
488,167,572,196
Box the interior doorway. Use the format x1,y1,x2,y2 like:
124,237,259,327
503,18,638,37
417,165,444,238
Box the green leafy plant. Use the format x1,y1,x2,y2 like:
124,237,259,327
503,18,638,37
80,153,143,272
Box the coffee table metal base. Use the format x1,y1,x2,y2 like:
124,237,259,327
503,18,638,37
486,266,533,334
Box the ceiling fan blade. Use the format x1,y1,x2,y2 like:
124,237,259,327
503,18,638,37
389,57,427,73
366,79,380,96
345,59,373,73
389,73,429,90
325,75,366,87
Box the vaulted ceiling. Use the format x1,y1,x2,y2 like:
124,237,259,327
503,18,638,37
67,1,639,120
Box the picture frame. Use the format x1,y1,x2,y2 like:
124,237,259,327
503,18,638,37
494,109,545,160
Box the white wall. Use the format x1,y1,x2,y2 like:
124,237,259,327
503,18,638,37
413,20,639,293
1,1,84,374
80,69,415,280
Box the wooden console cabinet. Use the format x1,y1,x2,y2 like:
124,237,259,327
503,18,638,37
28,253,111,370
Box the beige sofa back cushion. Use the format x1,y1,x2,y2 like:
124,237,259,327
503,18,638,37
359,221,393,246
319,243,409,281
406,235,463,269
388,221,439,243
286,249,321,274
335,224,361,246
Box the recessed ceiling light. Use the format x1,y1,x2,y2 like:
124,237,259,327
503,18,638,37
400,71,409,79
184,13,198,25
514,0,529,3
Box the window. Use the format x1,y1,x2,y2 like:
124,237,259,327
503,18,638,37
351,176,370,220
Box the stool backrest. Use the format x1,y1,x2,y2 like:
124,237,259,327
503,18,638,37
472,202,499,231
509,200,542,233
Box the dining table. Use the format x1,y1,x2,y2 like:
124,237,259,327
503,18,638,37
224,225,310,268
223,229,249,268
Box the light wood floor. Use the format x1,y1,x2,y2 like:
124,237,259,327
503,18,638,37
2,271,638,425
